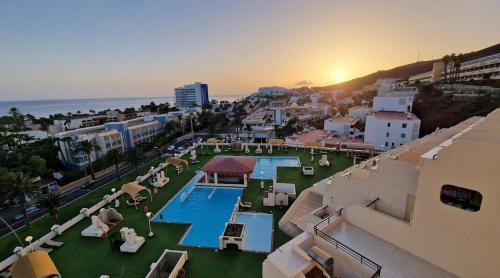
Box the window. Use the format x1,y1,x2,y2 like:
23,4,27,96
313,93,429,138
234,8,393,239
386,132,390,137
440,184,482,212
402,123,407,128
385,141,388,147
387,122,391,127
391,142,394,147
401,133,406,138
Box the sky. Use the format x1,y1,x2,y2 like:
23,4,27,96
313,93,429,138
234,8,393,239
0,0,499,101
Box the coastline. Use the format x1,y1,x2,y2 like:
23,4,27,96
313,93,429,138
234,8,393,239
0,95,244,118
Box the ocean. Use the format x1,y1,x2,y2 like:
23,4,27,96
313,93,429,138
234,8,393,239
0,95,243,118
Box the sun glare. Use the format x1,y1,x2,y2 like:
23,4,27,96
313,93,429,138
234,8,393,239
335,73,346,83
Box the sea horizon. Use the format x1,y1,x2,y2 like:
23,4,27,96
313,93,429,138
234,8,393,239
0,95,246,118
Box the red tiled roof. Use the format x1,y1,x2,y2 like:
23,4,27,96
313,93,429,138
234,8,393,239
202,156,257,174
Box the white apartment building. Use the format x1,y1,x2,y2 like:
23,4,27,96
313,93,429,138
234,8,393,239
456,53,500,81
265,109,500,278
409,62,445,84
324,116,360,139
376,78,418,98
174,82,209,108
242,110,274,139
364,111,420,151
257,86,287,96
348,106,371,123
127,120,162,148
372,96,413,113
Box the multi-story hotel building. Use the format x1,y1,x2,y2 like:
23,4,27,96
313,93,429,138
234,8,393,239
55,113,179,168
409,53,500,84
456,53,500,81
264,109,500,278
174,82,209,108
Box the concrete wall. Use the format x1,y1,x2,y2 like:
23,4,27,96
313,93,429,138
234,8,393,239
409,141,500,278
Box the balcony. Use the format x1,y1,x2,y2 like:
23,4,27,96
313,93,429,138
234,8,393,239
312,209,456,278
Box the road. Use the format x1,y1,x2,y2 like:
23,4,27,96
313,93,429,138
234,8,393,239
0,137,198,238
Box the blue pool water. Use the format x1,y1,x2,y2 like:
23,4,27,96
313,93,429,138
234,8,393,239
235,213,273,253
252,156,301,180
153,172,243,248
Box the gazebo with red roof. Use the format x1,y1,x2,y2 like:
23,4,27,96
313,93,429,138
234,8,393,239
201,156,256,187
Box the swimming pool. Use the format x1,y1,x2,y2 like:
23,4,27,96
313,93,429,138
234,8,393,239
153,172,243,248
251,156,301,180
235,212,273,253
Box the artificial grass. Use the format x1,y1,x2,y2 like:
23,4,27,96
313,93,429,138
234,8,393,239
0,146,353,277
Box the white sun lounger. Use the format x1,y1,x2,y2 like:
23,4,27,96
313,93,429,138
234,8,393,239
45,239,64,247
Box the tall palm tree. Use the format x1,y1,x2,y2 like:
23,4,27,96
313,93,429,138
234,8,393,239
74,140,101,180
449,53,457,82
107,148,123,181
3,172,41,228
125,147,143,176
442,55,450,83
454,53,464,81
38,193,61,224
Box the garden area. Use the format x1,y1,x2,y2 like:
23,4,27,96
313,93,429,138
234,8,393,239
0,145,354,277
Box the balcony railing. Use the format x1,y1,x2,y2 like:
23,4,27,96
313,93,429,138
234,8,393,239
313,208,382,278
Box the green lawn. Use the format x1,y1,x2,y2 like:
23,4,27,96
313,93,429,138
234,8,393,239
0,146,353,277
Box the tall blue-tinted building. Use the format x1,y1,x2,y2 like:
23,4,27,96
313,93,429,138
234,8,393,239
174,82,209,108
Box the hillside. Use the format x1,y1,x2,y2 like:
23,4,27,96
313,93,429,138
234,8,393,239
314,43,500,92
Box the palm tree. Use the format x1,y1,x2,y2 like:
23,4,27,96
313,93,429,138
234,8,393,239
107,148,123,181
63,118,72,130
38,193,61,224
449,53,457,82
125,147,143,176
3,172,41,228
442,55,450,83
74,140,101,180
454,53,464,81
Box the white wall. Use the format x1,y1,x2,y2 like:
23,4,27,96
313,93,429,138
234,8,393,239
364,116,420,151
324,120,350,138
373,96,413,113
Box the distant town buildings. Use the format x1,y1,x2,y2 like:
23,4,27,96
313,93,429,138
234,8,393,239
256,86,287,96
174,82,209,108
323,116,360,140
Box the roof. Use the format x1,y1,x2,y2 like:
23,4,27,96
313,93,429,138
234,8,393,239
371,111,419,121
11,251,61,278
326,116,359,125
202,156,256,174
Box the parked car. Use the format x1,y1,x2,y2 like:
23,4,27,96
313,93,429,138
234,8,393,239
167,145,175,151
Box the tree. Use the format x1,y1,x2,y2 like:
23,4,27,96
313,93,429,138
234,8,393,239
38,193,61,224
107,148,123,181
74,140,101,179
1,171,41,228
125,147,143,176
442,55,450,83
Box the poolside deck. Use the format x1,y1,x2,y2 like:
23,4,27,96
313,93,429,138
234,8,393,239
0,146,354,277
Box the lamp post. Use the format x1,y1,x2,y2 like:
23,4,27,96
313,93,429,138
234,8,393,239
146,212,154,237
25,235,34,252
260,171,264,189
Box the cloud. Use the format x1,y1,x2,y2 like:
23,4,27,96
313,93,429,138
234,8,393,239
294,80,313,86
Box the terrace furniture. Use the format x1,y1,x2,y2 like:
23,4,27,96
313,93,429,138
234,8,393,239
302,167,314,176
255,145,263,154
45,239,64,248
120,228,145,253
319,155,330,167
81,215,110,237
238,201,252,210
98,208,123,230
